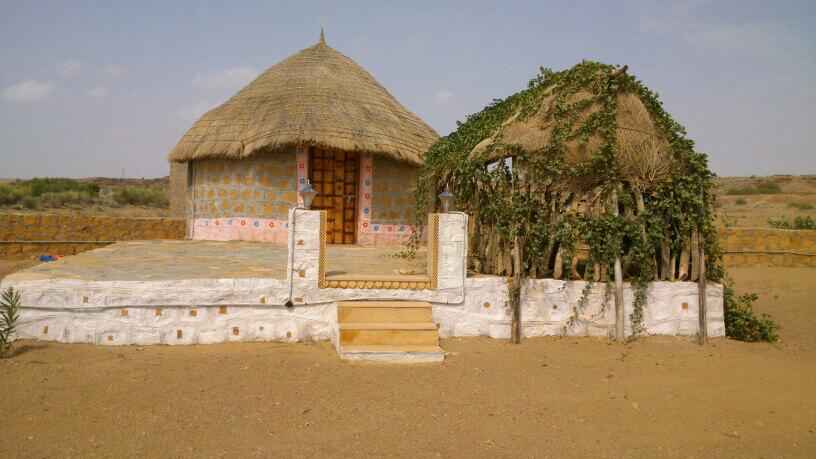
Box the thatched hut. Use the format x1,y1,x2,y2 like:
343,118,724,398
168,32,438,245
418,61,720,283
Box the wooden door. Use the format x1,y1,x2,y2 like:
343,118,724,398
309,147,358,244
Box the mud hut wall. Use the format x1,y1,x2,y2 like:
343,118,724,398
357,154,418,246
168,161,189,219
189,151,304,243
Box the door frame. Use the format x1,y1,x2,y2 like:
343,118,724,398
307,146,360,245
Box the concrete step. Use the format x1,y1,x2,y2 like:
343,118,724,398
339,322,439,346
339,345,445,363
338,301,432,324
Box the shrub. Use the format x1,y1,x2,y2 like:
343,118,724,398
21,196,39,209
26,178,99,197
39,190,95,207
768,216,816,230
0,287,22,358
0,184,23,205
788,202,814,211
735,198,747,205
723,283,778,342
113,186,169,207
725,180,782,195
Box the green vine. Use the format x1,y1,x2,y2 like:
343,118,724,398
415,61,723,337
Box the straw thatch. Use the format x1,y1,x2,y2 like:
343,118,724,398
469,70,673,187
169,34,438,166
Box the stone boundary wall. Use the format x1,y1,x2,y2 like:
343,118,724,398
434,278,724,339
0,213,185,259
720,228,816,268
3,277,723,346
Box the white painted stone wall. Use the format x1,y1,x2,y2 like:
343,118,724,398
1,210,724,346
432,277,725,339
12,304,335,346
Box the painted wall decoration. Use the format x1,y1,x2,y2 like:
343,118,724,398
296,147,309,207
188,149,418,246
357,153,416,246
192,218,289,244
190,152,298,243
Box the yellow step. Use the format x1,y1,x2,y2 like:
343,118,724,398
338,306,432,324
339,323,439,346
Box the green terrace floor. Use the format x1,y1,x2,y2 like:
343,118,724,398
6,240,428,282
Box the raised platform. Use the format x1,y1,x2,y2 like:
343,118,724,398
1,211,725,356
7,240,428,283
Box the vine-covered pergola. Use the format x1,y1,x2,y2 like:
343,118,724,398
415,61,723,343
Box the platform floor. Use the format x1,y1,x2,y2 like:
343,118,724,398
7,240,428,282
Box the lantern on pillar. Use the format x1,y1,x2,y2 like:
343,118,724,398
299,180,317,209
438,185,454,213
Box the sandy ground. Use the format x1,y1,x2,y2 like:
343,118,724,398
0,260,38,280
716,175,816,228
0,267,813,458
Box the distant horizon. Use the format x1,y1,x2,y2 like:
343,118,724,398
5,171,816,181
2,1,814,178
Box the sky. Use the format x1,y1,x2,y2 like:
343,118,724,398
0,0,814,179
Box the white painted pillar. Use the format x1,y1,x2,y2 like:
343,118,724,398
287,209,323,304
435,213,468,292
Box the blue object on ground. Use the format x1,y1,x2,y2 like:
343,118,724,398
39,255,55,262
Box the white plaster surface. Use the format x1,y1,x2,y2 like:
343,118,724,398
11,304,336,346
431,277,725,339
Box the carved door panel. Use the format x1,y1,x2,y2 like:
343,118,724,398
309,148,358,244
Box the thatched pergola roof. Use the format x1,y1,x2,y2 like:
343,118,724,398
468,65,673,187
169,32,438,166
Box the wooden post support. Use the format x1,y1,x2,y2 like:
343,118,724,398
553,247,564,280
614,257,625,341
678,238,690,281
690,230,700,281
510,235,523,344
660,241,671,280
634,191,658,281
612,187,625,341
698,232,708,345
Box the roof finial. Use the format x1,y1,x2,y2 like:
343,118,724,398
319,27,326,44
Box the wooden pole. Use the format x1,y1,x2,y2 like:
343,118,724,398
553,247,564,280
690,230,700,281
612,187,625,342
510,235,523,344
678,238,690,281
697,231,707,345
634,191,658,281
698,185,708,345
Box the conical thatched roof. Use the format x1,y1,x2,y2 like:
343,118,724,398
168,34,438,166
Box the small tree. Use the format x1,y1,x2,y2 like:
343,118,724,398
0,287,22,357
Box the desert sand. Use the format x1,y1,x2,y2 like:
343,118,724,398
0,267,813,458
